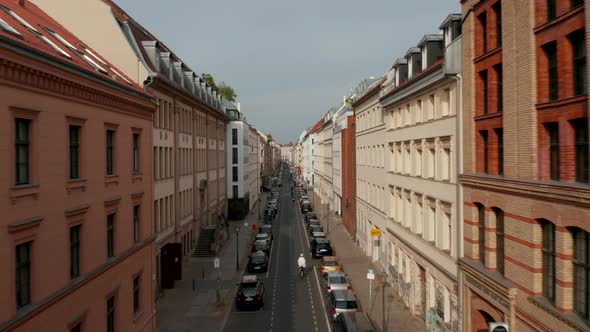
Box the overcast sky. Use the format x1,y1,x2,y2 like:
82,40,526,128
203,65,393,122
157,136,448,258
117,0,459,144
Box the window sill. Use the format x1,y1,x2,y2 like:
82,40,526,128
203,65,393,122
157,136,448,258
473,47,502,64
10,184,40,203
536,95,587,110
66,178,87,194
132,172,143,184
105,175,119,186
528,296,590,331
534,5,585,34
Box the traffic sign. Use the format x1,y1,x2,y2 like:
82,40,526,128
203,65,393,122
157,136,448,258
371,229,382,237
252,224,257,231
214,258,220,269
367,269,375,280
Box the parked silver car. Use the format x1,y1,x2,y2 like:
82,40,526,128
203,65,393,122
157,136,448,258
322,271,351,293
327,289,359,320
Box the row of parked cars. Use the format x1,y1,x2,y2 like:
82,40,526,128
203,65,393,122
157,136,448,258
301,201,377,331
235,179,282,311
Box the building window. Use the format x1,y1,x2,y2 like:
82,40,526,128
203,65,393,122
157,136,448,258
546,123,560,180
493,3,502,48
480,130,489,174
232,148,238,164
69,126,80,179
495,64,503,113
16,242,31,308
15,118,30,185
572,0,583,8
477,204,486,265
571,30,587,97
232,185,238,198
232,128,238,145
494,209,505,275
71,324,81,332
133,276,140,314
574,228,590,319
495,128,504,176
573,119,589,183
483,71,490,115
107,297,115,332
107,213,115,258
542,221,556,302
547,0,556,21
232,166,238,182
479,12,487,53
133,133,140,173
544,42,559,101
70,225,80,279
106,130,114,175
133,205,140,243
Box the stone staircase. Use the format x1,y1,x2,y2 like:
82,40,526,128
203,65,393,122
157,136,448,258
192,227,216,257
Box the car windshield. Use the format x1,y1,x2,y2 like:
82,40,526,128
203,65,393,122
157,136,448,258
256,234,268,239
324,261,338,266
255,243,267,249
242,286,258,297
329,276,347,284
336,300,358,309
252,255,265,263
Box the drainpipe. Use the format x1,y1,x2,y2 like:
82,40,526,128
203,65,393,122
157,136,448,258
449,73,463,332
144,74,156,90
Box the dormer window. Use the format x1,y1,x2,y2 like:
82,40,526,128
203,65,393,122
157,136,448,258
421,47,428,70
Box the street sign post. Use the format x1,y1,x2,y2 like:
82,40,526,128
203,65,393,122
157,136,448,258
367,268,375,311
371,229,382,237
214,257,220,269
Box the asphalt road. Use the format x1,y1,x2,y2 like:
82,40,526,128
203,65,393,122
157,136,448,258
223,171,330,332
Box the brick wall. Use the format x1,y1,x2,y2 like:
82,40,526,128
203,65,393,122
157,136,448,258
341,115,357,238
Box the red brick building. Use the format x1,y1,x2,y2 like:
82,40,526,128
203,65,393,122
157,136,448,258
0,1,156,330
460,0,590,331
341,114,357,238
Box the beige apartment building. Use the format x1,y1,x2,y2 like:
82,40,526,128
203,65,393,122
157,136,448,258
379,15,463,330
32,0,229,293
248,125,262,212
352,77,387,261
313,114,334,215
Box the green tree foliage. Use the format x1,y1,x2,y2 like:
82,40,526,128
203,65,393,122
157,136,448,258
201,73,215,88
218,84,237,102
267,134,274,142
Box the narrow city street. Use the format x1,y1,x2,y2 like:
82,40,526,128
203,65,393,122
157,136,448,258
224,173,330,332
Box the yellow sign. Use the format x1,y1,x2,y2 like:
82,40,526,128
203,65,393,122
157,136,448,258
371,229,382,237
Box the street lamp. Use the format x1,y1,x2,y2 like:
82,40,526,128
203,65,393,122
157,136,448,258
235,226,240,271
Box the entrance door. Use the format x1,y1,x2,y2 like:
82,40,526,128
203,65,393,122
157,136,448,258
161,243,182,289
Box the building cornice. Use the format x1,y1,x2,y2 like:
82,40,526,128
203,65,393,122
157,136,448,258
380,61,445,107
0,56,154,119
461,174,590,208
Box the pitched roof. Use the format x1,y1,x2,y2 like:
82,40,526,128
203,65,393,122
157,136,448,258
0,0,147,95
308,119,324,134
0,0,144,94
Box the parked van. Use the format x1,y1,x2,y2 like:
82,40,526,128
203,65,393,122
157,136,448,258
333,312,376,332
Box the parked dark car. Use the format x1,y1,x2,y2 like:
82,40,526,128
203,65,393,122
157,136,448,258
309,225,323,235
301,202,312,213
247,251,269,273
251,240,271,254
305,212,318,223
311,238,333,258
333,310,373,331
236,275,265,310
307,220,321,229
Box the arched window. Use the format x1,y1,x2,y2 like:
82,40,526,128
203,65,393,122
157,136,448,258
541,220,556,302
476,203,486,265
493,208,505,275
573,228,590,319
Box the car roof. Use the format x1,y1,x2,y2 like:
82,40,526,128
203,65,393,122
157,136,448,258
339,312,376,331
312,232,326,237
332,289,356,300
322,256,338,262
251,251,266,257
254,240,268,245
325,271,346,277
256,233,269,236
241,275,258,283
315,238,330,244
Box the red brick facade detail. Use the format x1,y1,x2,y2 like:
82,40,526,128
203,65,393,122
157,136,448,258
341,115,357,238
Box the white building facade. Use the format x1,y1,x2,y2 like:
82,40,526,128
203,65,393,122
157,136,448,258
381,15,463,331
227,120,252,216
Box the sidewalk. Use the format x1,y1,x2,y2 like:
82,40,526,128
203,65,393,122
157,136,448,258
156,194,266,332
313,197,425,332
